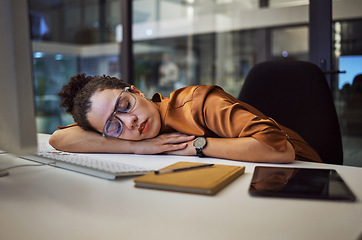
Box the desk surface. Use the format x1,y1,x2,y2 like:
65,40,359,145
1,134,361,240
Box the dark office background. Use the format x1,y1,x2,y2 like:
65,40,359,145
28,0,362,167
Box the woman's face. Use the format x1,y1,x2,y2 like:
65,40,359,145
87,86,161,140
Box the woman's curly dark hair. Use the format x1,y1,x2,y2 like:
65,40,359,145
58,73,131,132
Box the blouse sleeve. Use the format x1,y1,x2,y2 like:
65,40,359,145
199,86,289,152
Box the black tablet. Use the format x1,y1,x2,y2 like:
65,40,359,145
249,166,356,201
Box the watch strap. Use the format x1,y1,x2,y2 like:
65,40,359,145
195,148,206,157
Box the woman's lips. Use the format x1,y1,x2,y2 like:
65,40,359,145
139,120,149,134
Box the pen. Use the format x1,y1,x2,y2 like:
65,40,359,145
154,163,214,175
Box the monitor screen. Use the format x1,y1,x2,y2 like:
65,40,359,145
0,0,38,156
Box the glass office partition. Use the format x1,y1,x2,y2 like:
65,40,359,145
29,0,121,134
332,18,362,166
30,0,121,44
132,0,310,98
32,53,77,133
332,0,362,166
270,26,309,61
29,0,312,131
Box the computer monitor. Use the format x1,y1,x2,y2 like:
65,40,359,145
0,0,38,156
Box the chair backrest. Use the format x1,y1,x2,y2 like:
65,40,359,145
238,60,343,165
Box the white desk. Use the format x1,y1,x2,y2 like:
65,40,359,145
1,134,361,240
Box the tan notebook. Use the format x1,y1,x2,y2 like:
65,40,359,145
134,162,245,195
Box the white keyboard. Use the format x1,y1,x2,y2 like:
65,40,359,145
29,143,153,179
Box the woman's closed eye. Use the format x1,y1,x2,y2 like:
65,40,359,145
104,117,123,136
116,99,131,113
117,94,136,113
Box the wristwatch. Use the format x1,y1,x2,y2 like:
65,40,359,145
193,137,207,157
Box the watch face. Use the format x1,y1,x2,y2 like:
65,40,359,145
194,137,206,149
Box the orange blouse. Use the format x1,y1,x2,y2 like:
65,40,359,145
152,85,322,163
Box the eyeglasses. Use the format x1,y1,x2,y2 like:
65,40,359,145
102,87,137,138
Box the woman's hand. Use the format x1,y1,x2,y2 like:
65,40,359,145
132,133,195,155
163,139,196,156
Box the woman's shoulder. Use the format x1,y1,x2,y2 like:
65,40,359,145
172,85,224,98
151,85,226,109
169,85,223,106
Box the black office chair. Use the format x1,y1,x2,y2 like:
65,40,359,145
238,60,343,165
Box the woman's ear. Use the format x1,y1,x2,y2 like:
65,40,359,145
130,85,145,98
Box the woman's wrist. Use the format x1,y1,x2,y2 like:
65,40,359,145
127,139,142,154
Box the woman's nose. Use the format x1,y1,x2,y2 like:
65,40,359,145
118,113,138,129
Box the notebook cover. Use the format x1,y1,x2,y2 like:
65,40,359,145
134,162,245,195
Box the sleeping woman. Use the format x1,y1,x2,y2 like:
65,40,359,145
49,73,322,163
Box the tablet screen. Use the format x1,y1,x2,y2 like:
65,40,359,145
249,166,356,201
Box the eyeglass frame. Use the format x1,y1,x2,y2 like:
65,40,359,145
101,87,137,138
